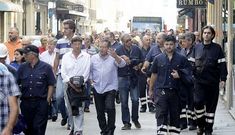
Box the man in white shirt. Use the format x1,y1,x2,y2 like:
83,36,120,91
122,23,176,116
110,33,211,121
61,36,90,135
40,37,57,121
90,39,125,135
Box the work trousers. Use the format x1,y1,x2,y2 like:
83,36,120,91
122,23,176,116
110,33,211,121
194,82,219,133
155,89,180,135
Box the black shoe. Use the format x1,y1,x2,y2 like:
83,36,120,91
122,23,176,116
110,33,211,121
205,131,212,135
106,130,114,135
180,124,187,130
115,95,120,104
197,128,204,135
133,121,141,129
189,125,197,130
67,124,71,130
48,115,52,120
149,107,156,113
121,123,131,130
69,130,74,135
140,107,146,113
84,107,90,112
61,118,67,126
52,115,57,122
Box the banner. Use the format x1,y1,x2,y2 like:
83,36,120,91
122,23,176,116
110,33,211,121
177,0,207,8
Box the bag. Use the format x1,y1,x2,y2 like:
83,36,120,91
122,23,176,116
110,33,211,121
66,76,88,116
67,76,87,100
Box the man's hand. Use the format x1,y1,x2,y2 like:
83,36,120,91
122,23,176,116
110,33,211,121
1,127,12,135
108,48,118,58
120,55,131,65
147,77,150,85
47,97,52,105
141,66,147,74
171,69,180,79
133,66,139,71
149,89,154,99
220,81,225,89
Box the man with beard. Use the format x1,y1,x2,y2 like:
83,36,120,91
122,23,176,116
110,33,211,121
4,27,22,62
149,35,191,135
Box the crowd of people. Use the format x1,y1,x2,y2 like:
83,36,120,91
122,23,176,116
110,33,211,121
0,19,227,135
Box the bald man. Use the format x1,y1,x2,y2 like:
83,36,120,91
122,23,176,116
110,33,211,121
4,27,22,61
138,35,155,113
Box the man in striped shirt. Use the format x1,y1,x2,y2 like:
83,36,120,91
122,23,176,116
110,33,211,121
53,19,75,129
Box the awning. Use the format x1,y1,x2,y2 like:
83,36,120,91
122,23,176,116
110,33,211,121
0,0,23,12
178,8,193,17
57,8,87,17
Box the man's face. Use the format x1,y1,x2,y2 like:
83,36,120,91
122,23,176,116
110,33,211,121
142,36,151,47
99,42,109,56
24,52,34,63
63,24,73,36
156,34,164,47
123,37,132,48
8,28,18,42
84,36,91,45
72,41,82,53
47,42,55,52
164,41,175,53
194,32,200,41
202,28,214,42
182,39,192,49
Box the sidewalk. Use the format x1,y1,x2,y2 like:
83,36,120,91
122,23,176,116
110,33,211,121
46,98,235,135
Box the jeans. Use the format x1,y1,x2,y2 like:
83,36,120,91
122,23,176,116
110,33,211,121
93,90,116,134
48,90,57,118
118,76,139,124
85,81,91,108
56,75,68,119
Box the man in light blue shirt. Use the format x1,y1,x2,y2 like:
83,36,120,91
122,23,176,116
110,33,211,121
90,39,126,135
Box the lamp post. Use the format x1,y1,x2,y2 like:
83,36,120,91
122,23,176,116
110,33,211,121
226,0,234,110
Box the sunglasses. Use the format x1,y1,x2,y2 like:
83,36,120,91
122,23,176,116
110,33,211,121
125,39,132,43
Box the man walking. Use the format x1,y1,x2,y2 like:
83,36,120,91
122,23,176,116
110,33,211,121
179,32,197,130
90,39,126,135
53,19,75,128
115,34,143,130
0,63,20,135
189,26,228,135
17,45,56,135
138,35,155,113
149,35,191,135
61,36,91,135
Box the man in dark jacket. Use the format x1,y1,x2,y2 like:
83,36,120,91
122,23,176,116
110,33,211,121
189,26,228,135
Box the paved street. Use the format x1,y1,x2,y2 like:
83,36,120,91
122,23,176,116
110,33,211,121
46,99,235,135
